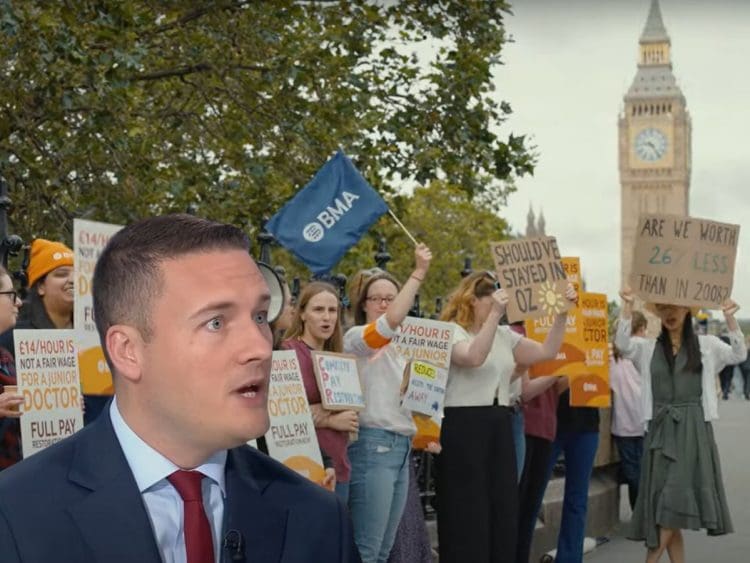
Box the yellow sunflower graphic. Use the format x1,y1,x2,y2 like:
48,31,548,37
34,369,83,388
537,281,565,315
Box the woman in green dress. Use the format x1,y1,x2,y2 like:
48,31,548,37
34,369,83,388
615,289,747,563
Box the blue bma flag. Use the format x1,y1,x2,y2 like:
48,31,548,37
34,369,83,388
265,151,388,274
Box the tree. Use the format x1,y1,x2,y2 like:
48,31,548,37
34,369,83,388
1,0,534,251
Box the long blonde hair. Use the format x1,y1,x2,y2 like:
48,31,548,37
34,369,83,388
440,272,497,330
283,281,343,352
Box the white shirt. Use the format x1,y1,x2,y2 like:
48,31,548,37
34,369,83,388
445,324,522,407
609,357,644,437
109,399,227,563
344,314,416,436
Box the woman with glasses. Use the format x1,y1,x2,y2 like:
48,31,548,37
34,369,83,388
343,243,432,563
0,265,24,470
437,271,575,563
282,281,354,501
617,289,746,563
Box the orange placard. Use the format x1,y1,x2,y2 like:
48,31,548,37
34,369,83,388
78,347,115,395
524,262,610,407
525,257,581,378
571,292,610,407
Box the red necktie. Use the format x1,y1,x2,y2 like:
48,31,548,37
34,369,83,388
167,470,215,563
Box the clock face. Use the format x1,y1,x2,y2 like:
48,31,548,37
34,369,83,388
634,128,668,161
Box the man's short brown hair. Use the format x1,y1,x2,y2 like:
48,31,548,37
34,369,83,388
92,214,250,366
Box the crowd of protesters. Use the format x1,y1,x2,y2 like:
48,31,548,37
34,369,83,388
0,225,747,563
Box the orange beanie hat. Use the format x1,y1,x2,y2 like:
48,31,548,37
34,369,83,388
27,239,74,288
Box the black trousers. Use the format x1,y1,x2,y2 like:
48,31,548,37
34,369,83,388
719,365,734,397
515,435,553,563
437,405,518,563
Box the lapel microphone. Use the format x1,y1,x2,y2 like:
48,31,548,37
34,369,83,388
223,529,245,562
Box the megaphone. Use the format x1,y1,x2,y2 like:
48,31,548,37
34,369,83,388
256,262,285,324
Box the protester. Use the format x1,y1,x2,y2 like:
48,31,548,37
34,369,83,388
616,288,746,563
282,281,356,501
271,274,297,348
0,266,23,470
718,332,736,400
515,382,561,563
739,336,750,400
265,275,335,492
386,448,437,563
0,239,107,423
0,214,360,562
507,321,563,483
538,385,601,563
437,272,575,563
610,310,648,510
344,243,432,563
0,239,74,347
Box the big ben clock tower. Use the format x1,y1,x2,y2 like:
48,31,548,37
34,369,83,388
619,0,691,288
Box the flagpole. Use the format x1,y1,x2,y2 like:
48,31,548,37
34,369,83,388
387,208,419,246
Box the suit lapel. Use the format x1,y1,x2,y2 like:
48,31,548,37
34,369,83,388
65,409,162,563
223,447,289,563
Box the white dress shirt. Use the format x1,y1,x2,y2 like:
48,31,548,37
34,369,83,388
110,399,227,563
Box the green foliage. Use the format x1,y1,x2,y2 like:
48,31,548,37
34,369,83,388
1,0,534,250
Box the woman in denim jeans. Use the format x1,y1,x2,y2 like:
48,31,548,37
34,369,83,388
344,243,432,563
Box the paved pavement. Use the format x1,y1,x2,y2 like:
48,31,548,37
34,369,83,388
585,391,750,562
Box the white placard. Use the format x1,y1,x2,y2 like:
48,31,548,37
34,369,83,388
265,351,325,482
14,329,84,457
391,317,454,448
391,317,455,370
74,218,122,395
312,351,365,411
400,360,448,417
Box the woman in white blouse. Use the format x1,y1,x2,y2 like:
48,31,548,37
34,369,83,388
437,271,575,563
344,243,432,563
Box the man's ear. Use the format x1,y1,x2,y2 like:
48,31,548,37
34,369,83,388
105,325,145,383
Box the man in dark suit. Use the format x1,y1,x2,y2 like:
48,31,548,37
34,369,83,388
0,214,361,563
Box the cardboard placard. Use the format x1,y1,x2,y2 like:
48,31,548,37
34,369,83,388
312,351,365,411
400,360,448,418
263,351,325,483
490,237,572,323
74,219,122,395
570,292,610,407
526,257,581,379
390,317,454,449
14,330,84,457
631,214,739,309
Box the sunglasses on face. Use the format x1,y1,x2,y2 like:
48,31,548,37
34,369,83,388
484,271,501,290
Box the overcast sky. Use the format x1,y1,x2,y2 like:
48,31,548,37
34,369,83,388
495,0,750,315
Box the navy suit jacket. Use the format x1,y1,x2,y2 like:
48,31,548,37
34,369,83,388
0,409,361,563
